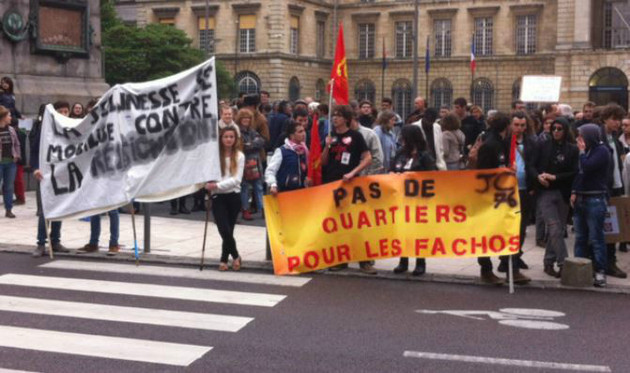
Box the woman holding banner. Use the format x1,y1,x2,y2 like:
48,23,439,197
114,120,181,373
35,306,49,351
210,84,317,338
206,127,245,271
390,125,437,276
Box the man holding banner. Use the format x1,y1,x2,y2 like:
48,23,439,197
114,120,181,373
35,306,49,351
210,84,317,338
322,105,374,274
475,112,530,285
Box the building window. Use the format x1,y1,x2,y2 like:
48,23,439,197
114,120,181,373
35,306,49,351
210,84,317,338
355,79,376,104
516,15,536,55
434,19,451,57
474,17,493,56
198,17,215,53
430,78,453,109
159,18,175,26
358,23,375,59
239,15,256,53
603,1,630,49
392,79,412,117
471,78,494,113
235,71,260,95
395,21,413,59
289,77,300,101
315,79,326,101
316,21,326,56
290,16,299,55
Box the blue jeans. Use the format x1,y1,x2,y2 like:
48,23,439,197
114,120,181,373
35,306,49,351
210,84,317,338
241,179,263,211
0,162,16,210
90,210,120,247
573,195,607,273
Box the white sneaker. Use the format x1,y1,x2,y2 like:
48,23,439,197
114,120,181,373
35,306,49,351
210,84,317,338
594,272,607,288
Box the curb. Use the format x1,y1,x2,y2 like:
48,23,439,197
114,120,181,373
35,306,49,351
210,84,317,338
1,244,629,295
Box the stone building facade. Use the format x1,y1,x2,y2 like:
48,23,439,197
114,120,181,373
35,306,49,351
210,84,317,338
115,0,630,115
0,0,108,115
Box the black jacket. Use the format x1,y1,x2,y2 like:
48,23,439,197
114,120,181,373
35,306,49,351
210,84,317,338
533,138,579,201
477,131,537,191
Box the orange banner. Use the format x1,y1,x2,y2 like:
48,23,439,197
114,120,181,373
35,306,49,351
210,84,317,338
263,169,521,275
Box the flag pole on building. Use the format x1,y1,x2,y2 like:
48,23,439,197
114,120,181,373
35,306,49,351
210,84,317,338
425,35,430,99
470,32,476,98
381,37,387,101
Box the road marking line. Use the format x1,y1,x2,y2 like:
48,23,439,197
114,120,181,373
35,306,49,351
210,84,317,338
0,274,285,307
0,369,39,373
0,295,253,332
403,351,612,372
40,260,311,287
0,325,211,366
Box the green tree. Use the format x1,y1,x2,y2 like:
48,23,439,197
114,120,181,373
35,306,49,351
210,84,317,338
101,0,235,99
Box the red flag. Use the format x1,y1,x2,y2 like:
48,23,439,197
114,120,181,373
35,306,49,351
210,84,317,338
329,23,349,105
308,113,322,186
509,133,517,168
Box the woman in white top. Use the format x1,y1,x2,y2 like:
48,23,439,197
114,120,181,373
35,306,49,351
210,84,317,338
206,127,245,271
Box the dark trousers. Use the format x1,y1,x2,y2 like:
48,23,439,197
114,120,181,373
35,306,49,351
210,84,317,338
170,196,187,210
479,189,531,272
211,192,241,263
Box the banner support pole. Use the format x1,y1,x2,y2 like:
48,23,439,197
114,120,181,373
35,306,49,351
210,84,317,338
200,195,211,271
508,255,514,294
327,79,334,136
45,219,54,259
130,203,140,267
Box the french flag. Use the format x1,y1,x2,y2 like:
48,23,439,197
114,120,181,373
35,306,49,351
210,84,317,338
470,34,476,74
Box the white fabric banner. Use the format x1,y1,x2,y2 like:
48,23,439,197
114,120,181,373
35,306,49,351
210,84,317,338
40,58,221,220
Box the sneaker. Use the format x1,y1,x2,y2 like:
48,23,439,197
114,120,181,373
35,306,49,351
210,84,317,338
606,264,627,279
31,245,45,258
511,271,531,285
52,244,70,253
480,270,504,285
107,245,121,256
328,263,348,272
77,244,99,253
242,209,254,221
359,263,377,275
594,272,607,288
544,264,560,278
5,210,15,218
412,259,426,276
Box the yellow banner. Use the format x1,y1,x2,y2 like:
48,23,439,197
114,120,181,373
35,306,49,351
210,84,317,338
263,169,521,275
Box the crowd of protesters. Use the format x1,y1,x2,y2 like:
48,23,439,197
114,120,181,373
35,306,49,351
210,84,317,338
1,80,629,287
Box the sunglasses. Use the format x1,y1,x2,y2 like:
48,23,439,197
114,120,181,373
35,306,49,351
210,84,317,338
552,127,564,132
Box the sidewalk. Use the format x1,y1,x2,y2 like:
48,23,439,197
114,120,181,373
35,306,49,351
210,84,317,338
1,191,629,293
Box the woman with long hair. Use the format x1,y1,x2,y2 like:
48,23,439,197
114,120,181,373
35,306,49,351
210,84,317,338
440,113,466,170
0,105,20,218
70,102,85,118
206,127,245,271
0,77,22,123
236,108,265,220
390,125,437,275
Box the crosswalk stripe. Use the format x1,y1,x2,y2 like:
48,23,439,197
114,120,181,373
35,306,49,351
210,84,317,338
0,325,211,366
0,295,253,332
0,369,39,373
0,274,285,307
40,260,311,287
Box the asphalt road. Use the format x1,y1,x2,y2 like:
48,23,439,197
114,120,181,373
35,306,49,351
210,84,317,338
0,252,627,372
